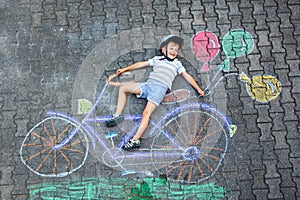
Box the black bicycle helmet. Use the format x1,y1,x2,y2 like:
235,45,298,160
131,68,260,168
158,35,184,50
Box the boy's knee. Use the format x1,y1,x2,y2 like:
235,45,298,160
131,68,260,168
119,85,126,93
142,110,151,119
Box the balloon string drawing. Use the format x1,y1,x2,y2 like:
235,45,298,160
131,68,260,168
192,29,281,102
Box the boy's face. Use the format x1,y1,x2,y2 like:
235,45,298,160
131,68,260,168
161,41,180,60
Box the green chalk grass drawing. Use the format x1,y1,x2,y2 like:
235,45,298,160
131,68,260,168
29,177,226,200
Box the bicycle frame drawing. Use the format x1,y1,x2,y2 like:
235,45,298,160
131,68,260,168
20,74,236,184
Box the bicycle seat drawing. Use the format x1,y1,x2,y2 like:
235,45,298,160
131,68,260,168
20,70,237,184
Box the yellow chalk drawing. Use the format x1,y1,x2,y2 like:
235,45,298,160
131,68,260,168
240,72,281,102
78,99,93,114
229,124,237,137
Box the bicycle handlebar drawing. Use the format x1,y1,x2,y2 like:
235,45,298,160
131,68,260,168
20,71,237,184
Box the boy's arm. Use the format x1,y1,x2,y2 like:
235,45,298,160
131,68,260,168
116,61,150,75
181,71,204,96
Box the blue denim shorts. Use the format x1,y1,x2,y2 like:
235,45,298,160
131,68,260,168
137,79,168,106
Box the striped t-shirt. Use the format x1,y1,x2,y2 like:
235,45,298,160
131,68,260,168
148,56,186,89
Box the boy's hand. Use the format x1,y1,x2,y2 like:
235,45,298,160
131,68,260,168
198,89,204,97
116,68,126,75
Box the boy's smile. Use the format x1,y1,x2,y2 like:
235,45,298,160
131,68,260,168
162,41,180,60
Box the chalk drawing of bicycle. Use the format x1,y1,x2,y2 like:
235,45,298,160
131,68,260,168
20,70,237,184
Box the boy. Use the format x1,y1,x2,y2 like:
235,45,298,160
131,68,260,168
106,35,204,150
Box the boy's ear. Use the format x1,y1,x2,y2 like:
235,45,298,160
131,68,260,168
161,46,166,54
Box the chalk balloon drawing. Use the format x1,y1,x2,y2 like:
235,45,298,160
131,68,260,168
219,29,254,72
240,72,281,102
192,31,220,72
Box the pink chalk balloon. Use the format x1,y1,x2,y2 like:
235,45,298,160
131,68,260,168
192,31,220,63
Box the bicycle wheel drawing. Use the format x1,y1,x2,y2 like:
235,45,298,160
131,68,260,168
20,117,89,177
151,109,228,184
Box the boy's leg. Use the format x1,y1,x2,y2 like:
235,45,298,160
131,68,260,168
115,82,141,115
106,82,141,127
131,101,157,140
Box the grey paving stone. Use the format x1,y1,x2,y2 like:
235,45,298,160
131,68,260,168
191,10,205,27
167,11,181,28
237,179,256,199
270,36,286,53
294,177,300,198
241,97,258,115
265,6,279,22
277,0,291,14
229,15,242,28
203,2,217,18
0,185,14,200
263,159,280,179
254,14,268,31
261,141,277,160
273,54,289,70
284,44,299,60
243,114,260,133
284,121,300,139
287,59,300,76
281,28,297,44
178,3,193,19
253,189,269,200
222,172,239,190
0,166,14,185
91,1,105,16
250,170,268,190
222,152,238,172
12,174,29,195
276,150,294,170
205,16,219,33
270,112,286,131
287,138,300,158
279,13,294,29
255,104,272,123
281,187,297,200
225,190,241,200
278,168,296,188
246,131,263,151
290,157,300,176
240,8,256,23
227,1,241,16
288,4,300,19
272,130,290,149
282,102,298,121
265,178,284,199
1,112,17,129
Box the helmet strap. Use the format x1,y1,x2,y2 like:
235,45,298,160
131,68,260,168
163,43,175,61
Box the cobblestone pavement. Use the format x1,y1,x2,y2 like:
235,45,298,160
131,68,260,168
0,0,299,199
